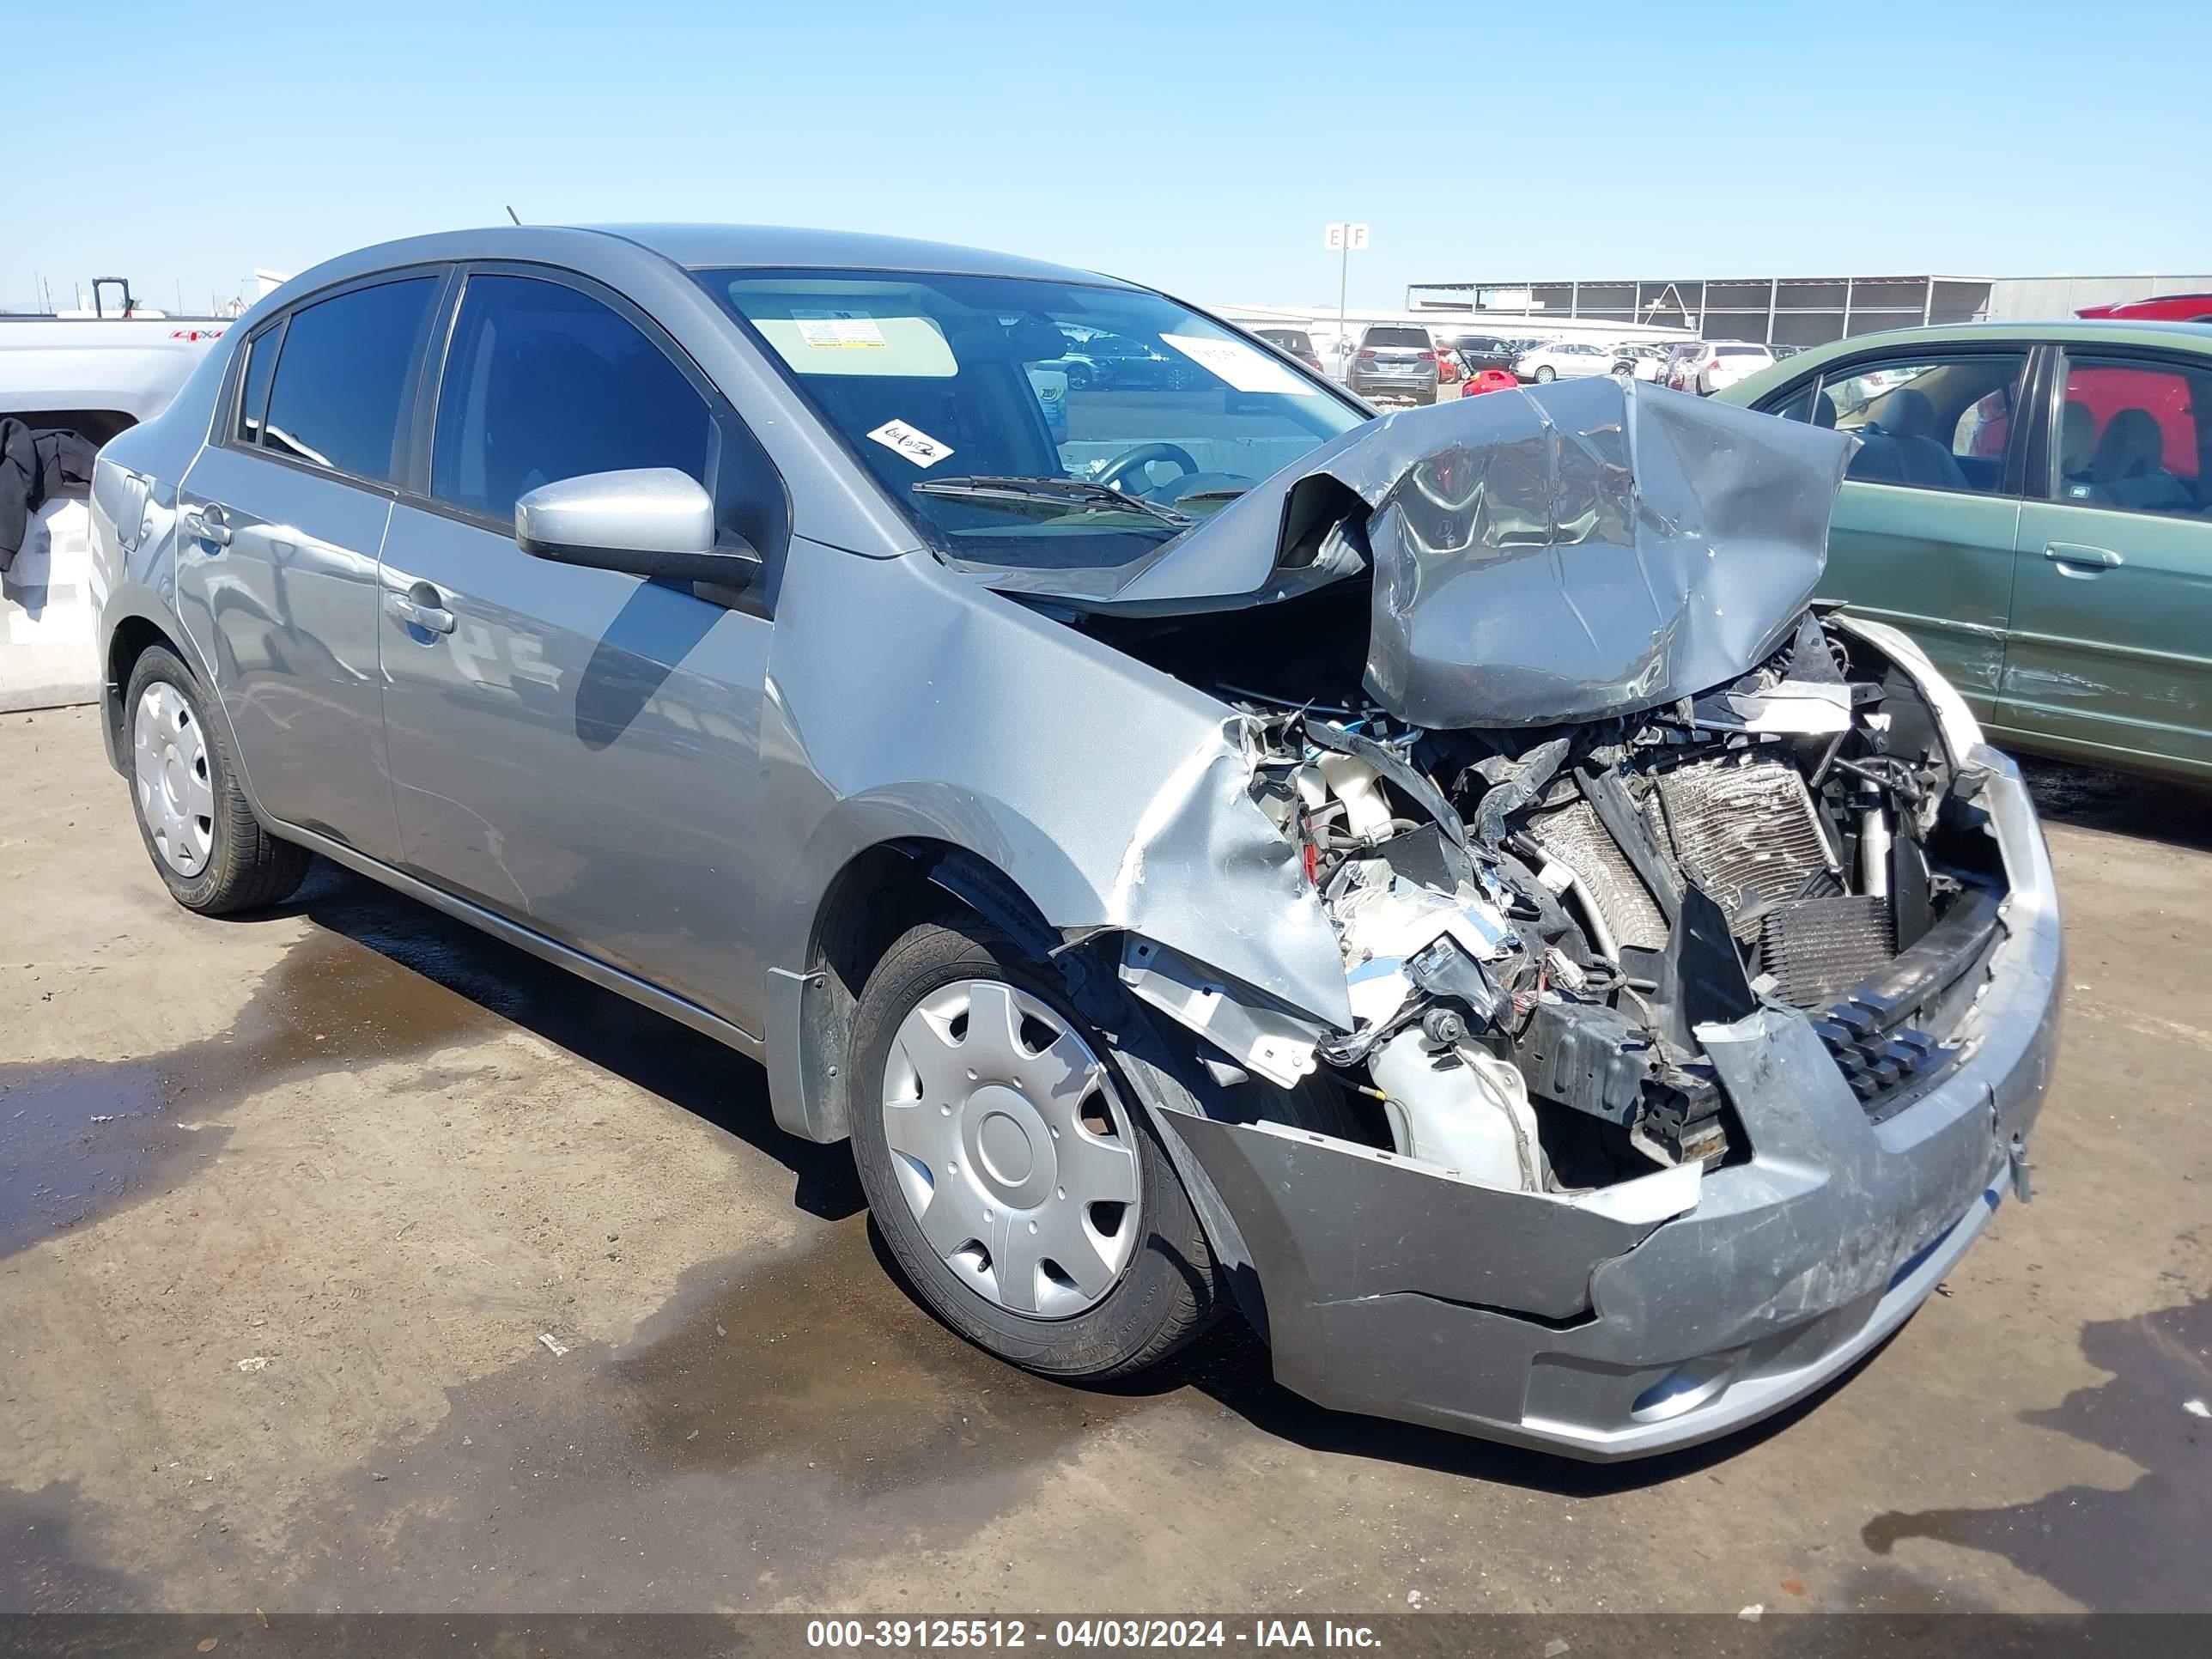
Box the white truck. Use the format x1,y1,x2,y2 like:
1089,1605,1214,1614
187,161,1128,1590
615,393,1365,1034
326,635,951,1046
3,280,231,710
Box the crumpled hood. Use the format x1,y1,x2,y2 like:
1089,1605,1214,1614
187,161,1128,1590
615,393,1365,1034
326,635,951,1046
994,377,1857,728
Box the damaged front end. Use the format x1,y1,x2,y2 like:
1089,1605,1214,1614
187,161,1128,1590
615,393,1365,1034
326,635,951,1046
1035,380,2060,1457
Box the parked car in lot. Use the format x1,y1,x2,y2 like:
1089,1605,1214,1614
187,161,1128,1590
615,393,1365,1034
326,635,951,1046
1249,325,1325,374
1720,319,2212,780
1434,331,1519,374
89,225,2056,1460
1657,341,1707,391
1608,343,1669,382
1512,339,1615,383
1680,341,1774,396
1,293,229,446
3,288,234,709
2077,294,2212,325
1346,323,1439,404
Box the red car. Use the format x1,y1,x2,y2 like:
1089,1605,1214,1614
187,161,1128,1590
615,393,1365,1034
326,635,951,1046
1459,367,1517,397
2076,293,2212,324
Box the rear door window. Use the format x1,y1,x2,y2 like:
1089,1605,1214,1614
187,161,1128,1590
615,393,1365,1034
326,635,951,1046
2050,354,2209,519
258,276,441,483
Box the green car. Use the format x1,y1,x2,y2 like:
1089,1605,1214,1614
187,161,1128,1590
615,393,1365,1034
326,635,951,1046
1717,321,2212,781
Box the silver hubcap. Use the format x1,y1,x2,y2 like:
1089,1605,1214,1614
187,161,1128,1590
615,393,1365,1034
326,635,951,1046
132,681,215,878
881,979,1141,1318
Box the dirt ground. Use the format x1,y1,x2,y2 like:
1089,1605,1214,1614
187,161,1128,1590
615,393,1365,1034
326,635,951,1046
2,703,2206,1616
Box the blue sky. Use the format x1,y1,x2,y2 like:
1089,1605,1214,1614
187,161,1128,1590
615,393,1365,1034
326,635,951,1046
15,0,2207,314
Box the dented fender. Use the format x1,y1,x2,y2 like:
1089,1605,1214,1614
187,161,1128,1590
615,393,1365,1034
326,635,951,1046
756,539,1352,1139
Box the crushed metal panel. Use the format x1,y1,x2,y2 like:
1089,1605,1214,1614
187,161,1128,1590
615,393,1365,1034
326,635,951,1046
1117,936,1322,1088
981,379,1856,732
1160,1109,1686,1330
1586,1004,1999,1350
1362,380,1856,726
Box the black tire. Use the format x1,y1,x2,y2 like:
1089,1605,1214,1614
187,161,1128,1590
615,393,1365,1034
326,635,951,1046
123,644,309,915
1534,364,1556,383
848,914,1221,1380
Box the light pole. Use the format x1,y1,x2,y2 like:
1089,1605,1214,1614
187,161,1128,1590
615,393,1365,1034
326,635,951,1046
1323,222,1370,375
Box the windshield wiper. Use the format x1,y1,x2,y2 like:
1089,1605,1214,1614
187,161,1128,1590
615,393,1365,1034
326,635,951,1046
911,475,1193,528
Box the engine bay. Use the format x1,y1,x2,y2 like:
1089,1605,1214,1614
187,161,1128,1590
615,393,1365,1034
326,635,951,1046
1089,596,2009,1195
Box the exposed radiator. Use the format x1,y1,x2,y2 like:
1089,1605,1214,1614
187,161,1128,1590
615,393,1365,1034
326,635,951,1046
1761,893,1897,1008
1526,798,1669,952
1643,754,1838,937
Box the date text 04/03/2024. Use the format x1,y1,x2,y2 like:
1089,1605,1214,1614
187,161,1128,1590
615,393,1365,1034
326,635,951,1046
805,1620,1384,1650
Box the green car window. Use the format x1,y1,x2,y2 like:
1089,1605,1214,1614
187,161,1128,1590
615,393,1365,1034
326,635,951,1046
1815,355,2027,495
2051,354,2210,520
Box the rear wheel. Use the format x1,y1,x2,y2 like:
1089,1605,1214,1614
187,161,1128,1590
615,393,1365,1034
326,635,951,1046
1534,364,1556,383
849,915,1219,1380
125,645,308,915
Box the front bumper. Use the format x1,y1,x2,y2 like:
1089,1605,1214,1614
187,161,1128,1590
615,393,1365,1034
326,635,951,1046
1159,745,2060,1460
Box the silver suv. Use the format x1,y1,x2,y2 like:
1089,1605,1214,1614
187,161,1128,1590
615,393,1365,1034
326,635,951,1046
89,225,2058,1460
1346,323,1439,404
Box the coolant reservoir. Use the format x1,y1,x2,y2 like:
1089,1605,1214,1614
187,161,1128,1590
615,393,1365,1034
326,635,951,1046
1316,752,1394,842
1370,1031,1547,1192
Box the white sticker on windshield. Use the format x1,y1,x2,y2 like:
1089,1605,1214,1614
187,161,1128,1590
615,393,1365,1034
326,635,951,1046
868,419,955,468
793,308,887,349
1158,332,1311,396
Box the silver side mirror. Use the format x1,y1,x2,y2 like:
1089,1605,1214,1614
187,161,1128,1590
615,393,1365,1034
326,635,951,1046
515,468,761,588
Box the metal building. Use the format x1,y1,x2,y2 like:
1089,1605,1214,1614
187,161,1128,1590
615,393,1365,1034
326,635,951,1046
1401,274,2212,349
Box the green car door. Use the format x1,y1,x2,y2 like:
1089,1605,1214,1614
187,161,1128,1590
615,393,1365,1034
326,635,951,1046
1755,349,2031,720
1997,346,2212,779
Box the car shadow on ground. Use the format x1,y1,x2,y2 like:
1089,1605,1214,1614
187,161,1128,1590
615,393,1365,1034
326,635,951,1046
261,858,868,1221
2018,755,2212,851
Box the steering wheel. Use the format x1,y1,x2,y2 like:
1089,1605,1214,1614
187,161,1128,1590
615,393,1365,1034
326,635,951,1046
1095,441,1200,494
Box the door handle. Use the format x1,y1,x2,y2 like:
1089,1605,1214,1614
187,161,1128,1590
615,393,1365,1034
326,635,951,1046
2045,541,2122,570
180,502,232,547
384,588,456,635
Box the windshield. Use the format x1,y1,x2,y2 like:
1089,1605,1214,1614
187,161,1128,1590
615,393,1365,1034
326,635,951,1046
698,268,1364,573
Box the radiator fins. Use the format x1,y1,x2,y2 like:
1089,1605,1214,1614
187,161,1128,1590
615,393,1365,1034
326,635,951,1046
1526,799,1668,951
1760,894,1897,1009
1643,755,1838,938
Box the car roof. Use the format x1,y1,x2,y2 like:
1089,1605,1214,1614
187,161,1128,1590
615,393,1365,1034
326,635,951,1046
588,222,1134,286
1715,319,2212,404
254,223,1139,325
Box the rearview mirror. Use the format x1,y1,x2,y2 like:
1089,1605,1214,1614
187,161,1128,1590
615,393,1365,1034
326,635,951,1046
515,468,761,588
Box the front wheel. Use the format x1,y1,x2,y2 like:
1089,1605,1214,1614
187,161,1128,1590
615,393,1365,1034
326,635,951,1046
125,644,309,915
848,915,1220,1380
1533,364,1556,383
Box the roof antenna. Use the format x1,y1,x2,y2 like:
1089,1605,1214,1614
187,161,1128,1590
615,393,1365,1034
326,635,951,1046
504,204,522,225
